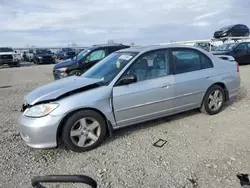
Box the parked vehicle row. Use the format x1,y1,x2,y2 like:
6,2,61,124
19,45,240,152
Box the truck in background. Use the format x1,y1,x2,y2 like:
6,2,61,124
0,47,21,67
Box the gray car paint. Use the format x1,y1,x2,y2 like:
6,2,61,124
19,45,240,149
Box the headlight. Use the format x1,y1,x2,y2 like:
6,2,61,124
57,67,67,72
38,56,42,59
24,103,59,118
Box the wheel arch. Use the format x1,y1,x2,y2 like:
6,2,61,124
56,107,113,144
202,82,229,104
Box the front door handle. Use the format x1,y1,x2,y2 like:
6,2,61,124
161,83,170,88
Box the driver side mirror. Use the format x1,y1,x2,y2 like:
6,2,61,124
116,75,137,86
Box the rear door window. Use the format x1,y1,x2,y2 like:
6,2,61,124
172,49,212,74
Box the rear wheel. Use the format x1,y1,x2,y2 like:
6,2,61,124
200,85,225,115
62,110,107,152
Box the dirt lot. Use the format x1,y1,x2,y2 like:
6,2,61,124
0,64,249,188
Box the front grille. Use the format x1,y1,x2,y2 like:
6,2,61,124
41,56,54,63
42,55,53,59
0,55,13,60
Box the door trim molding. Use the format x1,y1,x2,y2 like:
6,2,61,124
115,90,204,112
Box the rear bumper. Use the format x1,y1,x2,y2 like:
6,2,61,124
228,73,241,100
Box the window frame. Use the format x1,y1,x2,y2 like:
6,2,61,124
114,48,172,86
246,43,250,51
235,43,248,51
169,47,214,75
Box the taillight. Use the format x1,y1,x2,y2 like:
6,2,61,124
236,62,239,72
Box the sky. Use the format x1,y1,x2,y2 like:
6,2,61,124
0,0,249,47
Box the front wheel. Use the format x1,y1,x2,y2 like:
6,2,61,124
62,110,107,152
200,85,225,115
68,70,82,76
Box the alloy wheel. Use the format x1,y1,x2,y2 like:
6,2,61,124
70,117,101,147
208,90,223,111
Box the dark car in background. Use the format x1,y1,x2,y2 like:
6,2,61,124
57,51,76,60
56,48,74,60
34,49,55,64
53,44,130,80
214,24,249,39
211,42,250,64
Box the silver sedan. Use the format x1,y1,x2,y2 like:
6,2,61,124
19,45,240,152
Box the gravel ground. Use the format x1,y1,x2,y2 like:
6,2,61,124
0,64,250,188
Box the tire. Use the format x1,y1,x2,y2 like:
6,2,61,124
62,110,107,152
15,61,20,67
68,70,82,76
200,85,225,115
9,63,14,68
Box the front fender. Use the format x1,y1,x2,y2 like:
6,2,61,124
50,86,116,127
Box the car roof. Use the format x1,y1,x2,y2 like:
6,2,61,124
87,44,129,51
118,44,203,53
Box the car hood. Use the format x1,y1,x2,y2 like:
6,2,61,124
24,76,103,105
54,58,75,69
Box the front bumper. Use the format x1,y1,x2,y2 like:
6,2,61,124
19,114,63,149
0,59,18,65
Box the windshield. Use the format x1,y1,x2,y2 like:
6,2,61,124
214,43,237,51
36,49,52,54
0,47,14,52
73,49,90,60
82,52,138,84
